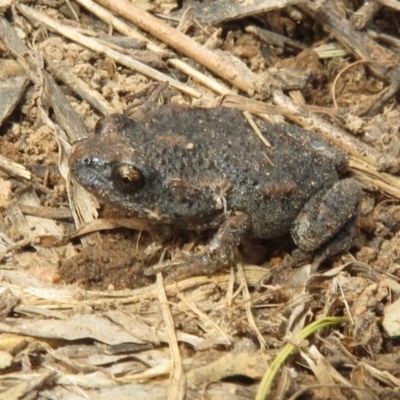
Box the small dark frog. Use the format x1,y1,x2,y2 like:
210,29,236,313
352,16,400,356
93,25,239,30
70,104,361,280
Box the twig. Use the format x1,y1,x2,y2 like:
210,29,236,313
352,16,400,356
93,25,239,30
75,0,233,96
0,237,32,262
376,0,400,11
16,3,200,99
271,91,379,164
351,0,382,30
0,154,31,180
47,61,114,116
368,29,400,49
18,204,72,220
95,0,261,94
172,0,306,24
304,0,400,115
168,58,232,95
304,0,395,79
246,25,306,50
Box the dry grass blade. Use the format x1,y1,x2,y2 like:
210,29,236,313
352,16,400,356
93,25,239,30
301,346,348,400
236,261,267,349
156,274,186,400
177,291,231,344
1,370,57,399
349,157,400,199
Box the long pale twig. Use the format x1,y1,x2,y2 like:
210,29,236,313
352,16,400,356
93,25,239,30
95,0,260,94
76,0,233,95
16,3,200,98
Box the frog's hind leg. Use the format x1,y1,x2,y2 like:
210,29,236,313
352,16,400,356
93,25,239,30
291,178,361,253
256,215,358,290
257,179,361,289
310,213,359,272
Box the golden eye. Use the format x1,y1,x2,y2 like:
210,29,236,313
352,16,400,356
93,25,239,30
112,164,145,192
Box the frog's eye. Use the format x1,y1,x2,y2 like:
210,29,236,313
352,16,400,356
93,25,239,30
112,164,145,193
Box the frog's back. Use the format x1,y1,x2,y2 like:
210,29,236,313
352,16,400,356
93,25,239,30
125,104,339,237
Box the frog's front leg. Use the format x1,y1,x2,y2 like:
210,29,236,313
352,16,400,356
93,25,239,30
144,211,251,281
291,178,361,257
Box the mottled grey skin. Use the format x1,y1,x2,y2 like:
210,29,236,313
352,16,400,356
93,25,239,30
70,104,361,279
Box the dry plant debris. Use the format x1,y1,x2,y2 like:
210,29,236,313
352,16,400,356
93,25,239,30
0,0,400,399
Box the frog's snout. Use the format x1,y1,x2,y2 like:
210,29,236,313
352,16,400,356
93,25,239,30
69,141,90,169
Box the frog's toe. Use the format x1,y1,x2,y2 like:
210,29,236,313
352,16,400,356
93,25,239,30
144,259,183,278
144,254,220,281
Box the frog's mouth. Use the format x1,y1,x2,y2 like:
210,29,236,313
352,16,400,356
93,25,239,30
70,155,113,196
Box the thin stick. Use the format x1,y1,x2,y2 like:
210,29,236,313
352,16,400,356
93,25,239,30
173,0,306,24
95,0,256,93
76,0,233,95
271,91,379,164
303,1,394,79
16,3,200,98
351,0,382,30
349,157,400,199
376,0,400,11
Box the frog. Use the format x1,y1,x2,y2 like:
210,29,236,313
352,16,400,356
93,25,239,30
69,103,362,281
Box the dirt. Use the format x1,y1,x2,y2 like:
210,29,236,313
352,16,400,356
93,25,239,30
60,231,155,291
